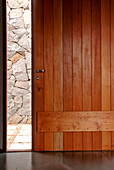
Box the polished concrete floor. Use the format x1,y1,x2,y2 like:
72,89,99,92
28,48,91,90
0,151,114,170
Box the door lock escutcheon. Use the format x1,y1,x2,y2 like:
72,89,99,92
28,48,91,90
36,76,40,80
36,70,45,80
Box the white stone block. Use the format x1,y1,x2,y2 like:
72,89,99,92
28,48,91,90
10,9,23,18
15,81,29,89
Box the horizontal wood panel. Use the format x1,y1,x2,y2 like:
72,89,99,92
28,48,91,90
38,111,114,132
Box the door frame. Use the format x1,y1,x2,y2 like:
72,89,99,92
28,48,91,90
0,0,7,152
32,0,34,151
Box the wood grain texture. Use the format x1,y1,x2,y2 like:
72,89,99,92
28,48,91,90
54,132,63,151
53,0,63,151
101,0,111,152
102,132,111,150
82,0,91,111
73,0,82,111
44,0,54,112
63,0,73,111
83,132,92,151
101,0,111,111
92,0,102,151
73,132,82,151
63,0,73,151
54,0,63,112
92,0,101,111
82,0,92,150
111,132,114,150
93,132,102,150
72,0,83,151
35,132,44,151
32,0,44,151
44,0,54,149
38,111,114,132
44,133,54,151
33,0,113,151
111,0,114,110
63,132,73,151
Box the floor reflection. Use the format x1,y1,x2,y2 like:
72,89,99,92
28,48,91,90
0,152,114,170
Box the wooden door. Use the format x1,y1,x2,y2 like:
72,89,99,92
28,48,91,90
32,0,114,151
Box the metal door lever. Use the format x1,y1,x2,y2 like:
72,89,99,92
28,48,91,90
36,70,45,73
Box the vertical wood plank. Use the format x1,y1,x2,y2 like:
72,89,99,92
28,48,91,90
44,133,54,151
44,0,54,150
101,0,111,151
82,0,92,150
53,0,63,151
73,0,82,150
102,132,111,150
54,132,63,151
63,0,73,111
35,132,44,151
93,132,102,151
92,0,101,111
53,0,63,112
33,0,44,151
82,0,91,111
101,0,111,111
73,0,82,111
73,132,82,151
44,0,54,111
63,133,73,151
83,132,93,151
111,132,114,150
111,0,114,110
92,0,102,150
63,0,73,150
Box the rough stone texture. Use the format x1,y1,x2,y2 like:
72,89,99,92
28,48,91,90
25,52,31,69
8,41,21,51
15,81,29,89
20,116,28,124
17,107,31,116
12,58,26,74
18,34,30,51
8,79,15,93
14,96,23,108
7,61,12,69
23,10,31,25
14,72,28,81
12,28,26,37
8,0,29,9
8,106,18,119
8,69,13,79
23,93,31,108
10,9,23,19
11,53,23,63
11,87,29,96
8,113,23,124
9,18,25,28
7,0,31,124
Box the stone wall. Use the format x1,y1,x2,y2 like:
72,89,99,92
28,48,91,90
7,0,31,124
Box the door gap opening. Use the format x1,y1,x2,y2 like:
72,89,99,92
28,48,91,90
7,0,32,151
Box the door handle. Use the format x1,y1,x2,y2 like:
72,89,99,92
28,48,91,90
36,70,45,73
